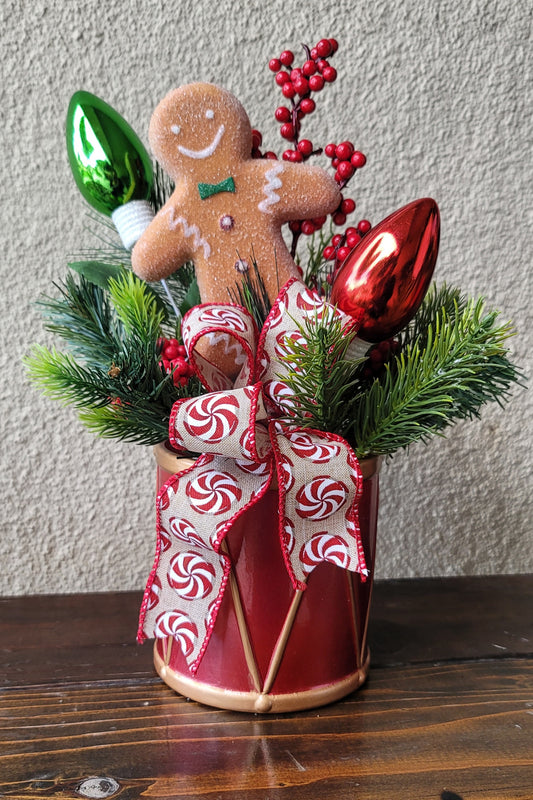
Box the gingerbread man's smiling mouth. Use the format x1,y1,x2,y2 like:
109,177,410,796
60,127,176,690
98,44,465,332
177,124,225,160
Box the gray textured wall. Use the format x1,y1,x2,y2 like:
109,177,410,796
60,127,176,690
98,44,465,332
1,0,531,596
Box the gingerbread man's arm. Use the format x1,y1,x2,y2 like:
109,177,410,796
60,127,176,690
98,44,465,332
254,161,341,223
131,196,202,282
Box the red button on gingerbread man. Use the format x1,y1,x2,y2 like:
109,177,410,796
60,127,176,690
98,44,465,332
131,82,340,306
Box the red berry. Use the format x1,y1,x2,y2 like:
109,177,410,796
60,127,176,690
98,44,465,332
269,58,281,72
290,149,303,162
313,215,327,227
333,211,347,226
163,344,180,360
369,347,383,365
289,220,301,233
316,38,332,58
251,147,262,159
316,59,329,74
282,149,293,161
331,233,343,246
280,50,294,66
176,345,187,357
290,68,303,81
297,138,314,156
281,81,296,99
300,97,316,115
308,74,325,91
310,47,318,59
275,106,291,122
301,220,316,235
293,76,310,95
280,122,296,140
173,357,189,376
275,70,290,86
358,219,372,234
332,157,340,168
329,38,339,53
346,231,361,248
345,227,358,237
322,66,337,83
337,160,355,180
323,245,336,260
324,142,337,158
251,129,262,149
336,245,351,263
336,141,354,160
302,59,317,76
264,151,278,160
351,151,367,168
341,197,356,214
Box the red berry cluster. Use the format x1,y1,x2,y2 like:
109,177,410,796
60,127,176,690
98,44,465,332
158,338,194,387
363,339,401,380
323,219,372,277
268,38,339,160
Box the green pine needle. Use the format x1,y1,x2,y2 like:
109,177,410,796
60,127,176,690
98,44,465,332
348,287,522,457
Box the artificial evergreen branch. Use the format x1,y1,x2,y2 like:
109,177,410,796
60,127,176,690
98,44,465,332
276,311,364,433
228,258,272,329
348,290,521,457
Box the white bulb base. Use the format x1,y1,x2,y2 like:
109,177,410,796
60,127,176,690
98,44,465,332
112,199,154,250
346,336,371,362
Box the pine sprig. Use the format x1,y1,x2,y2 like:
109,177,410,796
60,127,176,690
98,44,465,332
348,291,521,457
37,275,121,368
276,311,364,433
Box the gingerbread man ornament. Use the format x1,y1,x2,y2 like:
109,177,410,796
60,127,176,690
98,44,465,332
131,82,341,306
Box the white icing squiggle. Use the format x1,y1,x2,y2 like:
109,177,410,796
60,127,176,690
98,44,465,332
206,331,248,366
258,163,284,213
177,125,225,159
165,208,211,259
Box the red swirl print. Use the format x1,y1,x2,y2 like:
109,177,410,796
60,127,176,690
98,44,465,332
168,552,216,600
281,516,295,555
159,526,172,553
147,574,162,610
274,329,306,360
296,286,322,312
168,517,206,548
154,610,198,657
235,457,271,476
257,351,271,379
183,393,239,444
265,297,288,330
186,469,242,514
295,476,349,520
287,431,341,463
300,532,350,573
263,380,296,412
277,453,295,491
198,306,248,332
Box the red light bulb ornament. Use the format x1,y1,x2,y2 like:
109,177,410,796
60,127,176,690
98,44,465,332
330,198,440,353
66,91,154,250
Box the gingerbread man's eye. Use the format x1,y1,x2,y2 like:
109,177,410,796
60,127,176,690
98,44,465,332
171,124,181,135
206,109,214,119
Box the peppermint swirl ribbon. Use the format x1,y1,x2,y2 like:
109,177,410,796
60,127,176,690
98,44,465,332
137,278,367,674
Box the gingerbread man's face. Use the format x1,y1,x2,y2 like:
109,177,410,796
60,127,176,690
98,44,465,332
149,83,252,182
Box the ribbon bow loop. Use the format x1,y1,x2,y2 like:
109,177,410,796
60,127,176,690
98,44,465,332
138,279,367,674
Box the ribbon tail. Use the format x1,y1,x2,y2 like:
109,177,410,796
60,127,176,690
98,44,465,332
138,453,272,674
270,422,366,591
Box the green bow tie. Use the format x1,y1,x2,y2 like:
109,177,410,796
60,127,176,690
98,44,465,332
198,176,236,200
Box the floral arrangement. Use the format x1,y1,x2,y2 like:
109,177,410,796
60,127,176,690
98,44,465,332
25,38,520,461
23,38,524,710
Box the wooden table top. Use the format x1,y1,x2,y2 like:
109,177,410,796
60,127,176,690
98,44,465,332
1,575,532,799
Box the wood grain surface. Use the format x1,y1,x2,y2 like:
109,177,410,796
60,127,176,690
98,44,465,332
1,576,532,799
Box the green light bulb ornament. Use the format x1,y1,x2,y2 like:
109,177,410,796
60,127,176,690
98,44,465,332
66,91,155,249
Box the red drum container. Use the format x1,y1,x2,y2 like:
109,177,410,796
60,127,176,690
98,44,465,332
152,442,381,713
